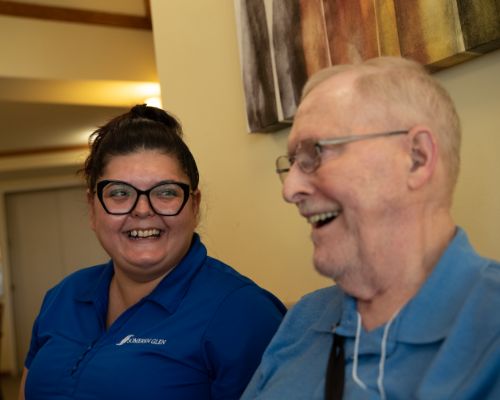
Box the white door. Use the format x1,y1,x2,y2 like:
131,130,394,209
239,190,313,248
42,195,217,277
6,185,108,371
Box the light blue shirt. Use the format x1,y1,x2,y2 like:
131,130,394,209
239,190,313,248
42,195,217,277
242,228,500,399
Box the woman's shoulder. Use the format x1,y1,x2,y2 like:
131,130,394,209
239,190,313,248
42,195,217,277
199,256,263,291
44,262,110,299
187,236,267,293
189,256,286,314
57,262,109,285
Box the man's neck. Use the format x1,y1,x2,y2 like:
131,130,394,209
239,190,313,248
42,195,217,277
338,213,456,331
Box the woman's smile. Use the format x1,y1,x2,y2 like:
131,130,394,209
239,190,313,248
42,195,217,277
126,228,163,239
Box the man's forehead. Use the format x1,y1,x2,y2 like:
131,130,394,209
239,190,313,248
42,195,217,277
288,77,357,150
287,121,324,154
297,73,358,121
304,69,358,101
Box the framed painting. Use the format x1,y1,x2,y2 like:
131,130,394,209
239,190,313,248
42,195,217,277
234,0,500,133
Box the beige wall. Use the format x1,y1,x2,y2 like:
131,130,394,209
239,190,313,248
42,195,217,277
150,1,331,304
150,1,500,304
0,15,156,81
437,52,500,260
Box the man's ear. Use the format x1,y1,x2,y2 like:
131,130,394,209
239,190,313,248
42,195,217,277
407,126,438,190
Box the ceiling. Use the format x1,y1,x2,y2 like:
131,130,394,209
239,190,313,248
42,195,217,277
0,0,151,25
0,101,128,154
0,0,158,161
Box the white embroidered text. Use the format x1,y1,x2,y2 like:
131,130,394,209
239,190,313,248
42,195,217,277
116,334,167,346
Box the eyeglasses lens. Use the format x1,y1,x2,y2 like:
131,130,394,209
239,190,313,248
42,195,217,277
295,140,320,174
102,182,136,214
149,184,185,214
276,140,321,182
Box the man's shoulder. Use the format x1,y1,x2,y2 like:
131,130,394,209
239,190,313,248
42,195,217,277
293,284,341,310
461,247,500,305
465,259,500,315
479,257,500,280
240,285,342,400
281,285,342,331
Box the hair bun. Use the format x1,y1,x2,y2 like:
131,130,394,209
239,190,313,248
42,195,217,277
130,104,180,130
130,103,149,117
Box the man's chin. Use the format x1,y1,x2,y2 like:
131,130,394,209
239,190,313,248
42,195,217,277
313,257,342,281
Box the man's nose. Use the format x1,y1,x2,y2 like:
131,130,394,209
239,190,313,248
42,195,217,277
282,163,312,204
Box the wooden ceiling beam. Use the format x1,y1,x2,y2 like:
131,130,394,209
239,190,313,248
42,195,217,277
0,0,152,30
144,0,151,19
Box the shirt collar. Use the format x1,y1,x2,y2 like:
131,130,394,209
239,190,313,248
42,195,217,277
74,233,206,315
397,227,483,343
311,287,345,333
74,261,113,302
145,233,206,314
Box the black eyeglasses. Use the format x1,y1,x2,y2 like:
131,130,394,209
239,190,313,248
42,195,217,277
96,180,193,216
275,130,409,183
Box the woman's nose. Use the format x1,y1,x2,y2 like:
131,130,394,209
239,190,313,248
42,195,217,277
132,194,155,217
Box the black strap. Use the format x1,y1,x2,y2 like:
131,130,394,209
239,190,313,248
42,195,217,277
325,332,345,400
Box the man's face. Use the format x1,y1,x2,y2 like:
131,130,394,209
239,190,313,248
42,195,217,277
282,74,409,282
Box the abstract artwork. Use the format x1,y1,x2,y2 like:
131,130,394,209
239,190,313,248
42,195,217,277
234,0,500,133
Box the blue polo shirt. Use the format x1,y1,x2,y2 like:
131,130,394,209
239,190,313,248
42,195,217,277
25,234,286,400
242,228,500,399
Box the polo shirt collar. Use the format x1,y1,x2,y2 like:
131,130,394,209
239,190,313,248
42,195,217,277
311,228,481,344
74,233,206,316
311,288,345,333
74,261,113,307
397,227,481,343
145,233,206,314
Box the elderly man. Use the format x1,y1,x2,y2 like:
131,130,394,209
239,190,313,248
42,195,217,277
241,57,500,399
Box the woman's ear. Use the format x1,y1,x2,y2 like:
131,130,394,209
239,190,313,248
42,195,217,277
87,189,97,231
407,126,438,190
190,189,202,226
191,189,201,212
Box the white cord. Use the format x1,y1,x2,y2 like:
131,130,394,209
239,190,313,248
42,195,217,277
351,308,402,397
377,309,400,400
352,312,368,390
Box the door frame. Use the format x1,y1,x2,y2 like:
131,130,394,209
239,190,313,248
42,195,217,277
0,171,84,375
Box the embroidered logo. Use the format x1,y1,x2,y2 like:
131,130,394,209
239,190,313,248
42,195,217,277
116,334,167,346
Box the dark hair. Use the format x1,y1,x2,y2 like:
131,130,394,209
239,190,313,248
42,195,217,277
82,104,199,192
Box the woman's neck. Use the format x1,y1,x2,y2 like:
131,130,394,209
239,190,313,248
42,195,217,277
106,270,165,328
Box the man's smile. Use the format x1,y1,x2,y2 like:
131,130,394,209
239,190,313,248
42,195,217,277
307,210,341,228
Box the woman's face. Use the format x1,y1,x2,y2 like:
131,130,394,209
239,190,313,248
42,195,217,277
89,150,200,283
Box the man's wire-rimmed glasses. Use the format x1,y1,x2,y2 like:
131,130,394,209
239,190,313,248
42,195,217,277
96,180,193,216
275,130,409,183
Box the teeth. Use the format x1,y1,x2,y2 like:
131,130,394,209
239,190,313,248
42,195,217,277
129,229,161,238
308,211,340,225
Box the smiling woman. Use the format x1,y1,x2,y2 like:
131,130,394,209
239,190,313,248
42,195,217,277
18,104,286,400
